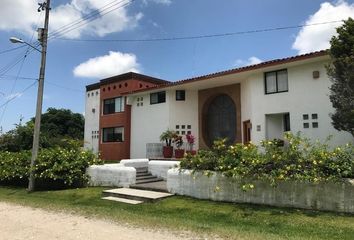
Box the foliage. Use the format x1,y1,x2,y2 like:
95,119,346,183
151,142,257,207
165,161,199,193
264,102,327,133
327,18,354,136
186,133,195,150
0,108,84,152
159,129,177,146
0,146,102,188
173,135,184,149
180,133,354,187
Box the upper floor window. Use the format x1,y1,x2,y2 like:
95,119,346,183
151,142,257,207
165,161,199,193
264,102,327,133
265,69,288,94
103,97,125,115
150,91,166,104
176,90,185,101
102,127,124,142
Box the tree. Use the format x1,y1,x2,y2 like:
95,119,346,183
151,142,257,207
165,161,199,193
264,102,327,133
0,108,84,152
327,18,354,137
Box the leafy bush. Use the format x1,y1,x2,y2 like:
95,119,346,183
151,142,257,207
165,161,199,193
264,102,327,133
180,133,354,187
0,147,102,188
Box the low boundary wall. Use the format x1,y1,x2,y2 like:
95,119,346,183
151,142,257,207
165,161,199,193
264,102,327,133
87,164,136,187
148,161,179,180
167,169,354,213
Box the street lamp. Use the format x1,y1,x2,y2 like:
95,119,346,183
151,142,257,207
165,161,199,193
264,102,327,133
9,37,41,53
8,0,50,192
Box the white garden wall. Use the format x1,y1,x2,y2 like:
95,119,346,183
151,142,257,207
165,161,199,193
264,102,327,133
167,169,354,213
87,164,136,187
84,89,100,154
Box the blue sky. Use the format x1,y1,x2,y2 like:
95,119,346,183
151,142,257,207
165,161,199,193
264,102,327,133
0,0,353,132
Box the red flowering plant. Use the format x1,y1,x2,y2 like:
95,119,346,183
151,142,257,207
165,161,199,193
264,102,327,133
186,133,195,151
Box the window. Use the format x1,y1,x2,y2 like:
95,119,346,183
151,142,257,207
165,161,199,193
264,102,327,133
312,113,318,119
303,114,309,120
176,90,185,101
283,113,290,131
103,97,125,114
150,91,166,104
265,69,288,94
312,122,318,128
102,127,124,142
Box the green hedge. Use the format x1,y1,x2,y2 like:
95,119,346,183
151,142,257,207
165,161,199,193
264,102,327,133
181,133,354,188
0,147,102,188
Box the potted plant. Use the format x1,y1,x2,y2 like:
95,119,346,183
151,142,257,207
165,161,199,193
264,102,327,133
173,135,185,158
186,133,196,155
160,129,176,158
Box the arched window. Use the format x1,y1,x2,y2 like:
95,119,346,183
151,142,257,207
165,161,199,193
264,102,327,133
205,94,236,146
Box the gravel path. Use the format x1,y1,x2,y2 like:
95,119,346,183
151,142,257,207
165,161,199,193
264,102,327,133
0,202,202,240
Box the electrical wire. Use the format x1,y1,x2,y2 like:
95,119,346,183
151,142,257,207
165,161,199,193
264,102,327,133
55,20,345,42
0,81,37,110
0,45,27,55
48,0,134,41
46,81,84,93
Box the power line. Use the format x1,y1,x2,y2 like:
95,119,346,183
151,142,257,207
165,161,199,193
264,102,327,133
0,75,38,81
0,81,37,109
48,0,134,41
46,81,84,93
0,45,27,55
56,20,345,43
49,0,126,37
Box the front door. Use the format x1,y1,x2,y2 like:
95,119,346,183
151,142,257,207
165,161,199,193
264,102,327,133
243,120,251,144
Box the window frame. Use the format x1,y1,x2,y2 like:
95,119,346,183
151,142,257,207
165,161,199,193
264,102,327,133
150,91,166,105
176,90,186,101
103,97,125,115
102,127,124,143
264,69,288,94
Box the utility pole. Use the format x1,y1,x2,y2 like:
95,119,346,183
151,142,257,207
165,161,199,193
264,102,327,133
28,0,51,192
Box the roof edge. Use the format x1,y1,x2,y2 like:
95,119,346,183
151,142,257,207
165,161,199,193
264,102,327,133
126,50,329,94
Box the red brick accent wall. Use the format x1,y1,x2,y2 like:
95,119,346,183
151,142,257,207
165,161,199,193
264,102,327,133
99,79,157,161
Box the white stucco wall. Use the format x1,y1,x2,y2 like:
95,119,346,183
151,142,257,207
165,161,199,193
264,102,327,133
130,89,199,158
246,60,353,146
84,89,100,153
168,90,199,149
130,92,170,158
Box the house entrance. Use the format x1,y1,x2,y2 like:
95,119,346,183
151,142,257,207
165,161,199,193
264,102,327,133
204,94,236,146
243,120,252,144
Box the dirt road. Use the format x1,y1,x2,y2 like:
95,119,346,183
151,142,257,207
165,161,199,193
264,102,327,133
0,202,202,240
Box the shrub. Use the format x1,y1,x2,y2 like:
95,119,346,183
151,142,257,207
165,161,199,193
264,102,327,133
180,133,354,187
0,147,102,188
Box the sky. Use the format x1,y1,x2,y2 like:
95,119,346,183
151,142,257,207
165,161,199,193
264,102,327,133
0,0,353,132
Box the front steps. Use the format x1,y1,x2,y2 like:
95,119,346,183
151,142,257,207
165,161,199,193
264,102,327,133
102,188,173,204
101,167,172,204
134,167,164,184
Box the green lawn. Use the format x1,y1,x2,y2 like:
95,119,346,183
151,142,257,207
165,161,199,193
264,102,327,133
0,186,353,240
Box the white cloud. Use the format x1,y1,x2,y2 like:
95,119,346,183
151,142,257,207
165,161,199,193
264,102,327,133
73,51,140,78
292,1,354,54
233,56,263,67
0,0,143,39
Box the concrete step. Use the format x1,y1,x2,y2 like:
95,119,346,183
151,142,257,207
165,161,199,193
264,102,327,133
130,182,169,193
135,167,148,173
102,188,173,203
135,177,164,184
101,196,143,205
136,172,150,177
136,175,157,180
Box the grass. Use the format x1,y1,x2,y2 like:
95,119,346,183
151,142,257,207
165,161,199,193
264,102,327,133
0,186,353,240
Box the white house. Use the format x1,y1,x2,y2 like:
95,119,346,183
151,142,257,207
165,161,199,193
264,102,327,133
127,51,353,158
84,83,100,153
85,50,353,160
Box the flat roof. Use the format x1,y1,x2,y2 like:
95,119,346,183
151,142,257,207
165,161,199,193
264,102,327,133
85,72,169,91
